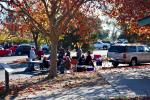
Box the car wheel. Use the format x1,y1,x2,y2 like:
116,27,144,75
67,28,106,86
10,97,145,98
112,62,119,68
130,58,137,66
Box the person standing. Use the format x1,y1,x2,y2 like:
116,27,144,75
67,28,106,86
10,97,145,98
37,48,44,60
77,47,82,60
25,47,36,72
66,48,71,58
29,47,36,61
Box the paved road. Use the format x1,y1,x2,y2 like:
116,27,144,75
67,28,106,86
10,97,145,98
0,55,28,64
0,50,108,64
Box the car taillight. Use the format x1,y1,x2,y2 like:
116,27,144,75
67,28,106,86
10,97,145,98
123,53,126,59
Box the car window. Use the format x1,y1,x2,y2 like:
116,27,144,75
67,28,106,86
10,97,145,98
137,46,144,52
144,46,150,52
95,42,101,44
23,46,31,50
108,46,126,53
126,46,136,52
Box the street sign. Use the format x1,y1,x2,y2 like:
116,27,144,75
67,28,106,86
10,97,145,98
138,16,150,27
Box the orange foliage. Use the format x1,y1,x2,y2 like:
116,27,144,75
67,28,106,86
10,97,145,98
103,0,150,34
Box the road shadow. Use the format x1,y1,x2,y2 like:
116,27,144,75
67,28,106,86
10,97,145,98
101,63,150,70
101,68,150,97
12,70,49,76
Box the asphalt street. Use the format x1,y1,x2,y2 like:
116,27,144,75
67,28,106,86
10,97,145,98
0,55,28,64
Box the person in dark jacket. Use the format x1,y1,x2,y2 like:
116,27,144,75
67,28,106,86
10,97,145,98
66,48,71,58
85,51,94,67
41,56,50,70
78,55,85,65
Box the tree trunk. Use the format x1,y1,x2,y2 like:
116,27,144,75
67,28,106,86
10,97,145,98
48,39,58,78
33,32,39,53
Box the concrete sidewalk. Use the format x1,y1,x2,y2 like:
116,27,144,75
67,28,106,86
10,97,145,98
100,67,150,97
15,85,120,100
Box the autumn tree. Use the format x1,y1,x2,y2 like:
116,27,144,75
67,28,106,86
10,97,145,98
103,0,150,38
0,0,104,78
62,12,101,49
3,11,43,52
0,27,13,43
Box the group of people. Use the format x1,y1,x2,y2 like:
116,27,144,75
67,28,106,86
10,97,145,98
27,47,49,71
27,46,71,72
57,47,95,73
76,47,94,66
27,46,95,73
57,48,71,73
78,51,94,67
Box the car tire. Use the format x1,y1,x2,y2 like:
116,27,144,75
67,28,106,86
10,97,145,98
112,62,119,68
130,58,137,66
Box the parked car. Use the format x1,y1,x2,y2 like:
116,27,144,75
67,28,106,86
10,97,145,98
0,47,12,56
107,44,150,67
115,39,128,44
8,45,18,55
15,44,33,55
0,45,3,48
41,44,50,53
93,41,110,49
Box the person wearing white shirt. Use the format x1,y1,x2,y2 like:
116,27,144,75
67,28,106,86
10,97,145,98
29,47,36,61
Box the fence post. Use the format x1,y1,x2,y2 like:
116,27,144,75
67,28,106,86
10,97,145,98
5,70,9,92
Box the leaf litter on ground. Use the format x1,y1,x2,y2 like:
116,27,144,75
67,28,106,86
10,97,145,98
1,71,108,99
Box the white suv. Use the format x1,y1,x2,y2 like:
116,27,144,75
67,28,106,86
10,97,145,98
93,41,110,50
107,44,150,67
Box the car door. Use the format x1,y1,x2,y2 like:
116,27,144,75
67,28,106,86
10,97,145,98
137,46,146,63
23,46,31,54
0,49,3,56
143,46,150,62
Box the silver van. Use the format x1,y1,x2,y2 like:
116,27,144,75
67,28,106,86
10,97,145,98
107,44,150,67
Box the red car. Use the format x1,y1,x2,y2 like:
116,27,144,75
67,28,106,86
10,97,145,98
0,47,12,56
9,45,18,54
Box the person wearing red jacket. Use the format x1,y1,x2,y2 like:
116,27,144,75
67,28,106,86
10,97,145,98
37,49,44,60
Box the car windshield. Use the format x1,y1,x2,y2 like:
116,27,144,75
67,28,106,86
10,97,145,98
108,46,126,53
